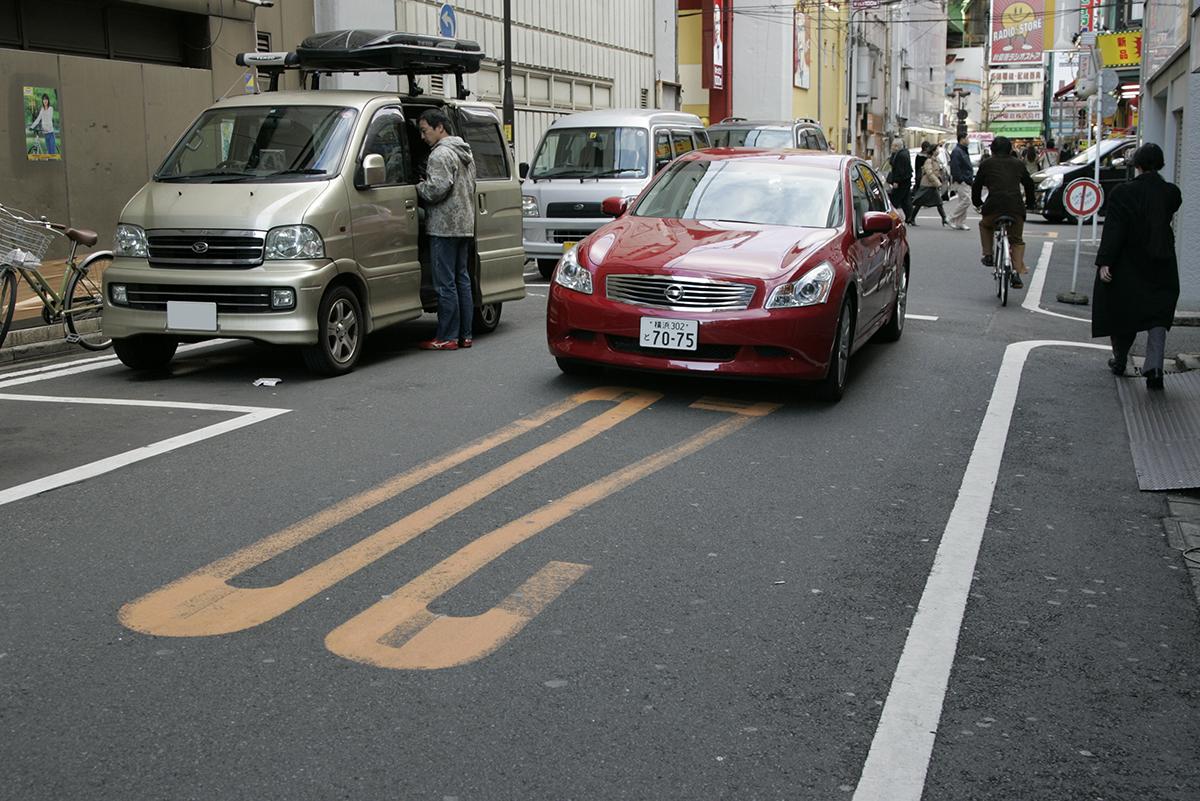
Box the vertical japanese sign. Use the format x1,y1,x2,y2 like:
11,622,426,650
712,0,725,90
23,86,62,161
793,8,812,89
989,0,1045,65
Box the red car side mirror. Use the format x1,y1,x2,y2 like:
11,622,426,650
601,196,628,217
861,211,895,235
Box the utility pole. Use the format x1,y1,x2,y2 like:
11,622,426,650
846,9,857,155
502,0,514,146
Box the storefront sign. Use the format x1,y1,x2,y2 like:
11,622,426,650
1096,31,1142,67
712,0,725,90
990,0,1045,65
23,86,62,161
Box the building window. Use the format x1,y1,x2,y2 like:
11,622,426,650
472,64,611,113
1000,82,1034,96
257,31,272,53
0,0,210,69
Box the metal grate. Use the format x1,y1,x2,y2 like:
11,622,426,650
147,229,265,267
605,274,756,312
122,283,274,313
549,229,593,244
546,202,603,218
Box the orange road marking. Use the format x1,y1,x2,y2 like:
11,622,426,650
119,387,661,637
325,399,780,670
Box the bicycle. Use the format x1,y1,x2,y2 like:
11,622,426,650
0,202,113,352
990,214,1016,307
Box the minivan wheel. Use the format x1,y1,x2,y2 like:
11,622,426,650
302,285,363,376
537,259,557,280
113,336,178,371
473,302,502,334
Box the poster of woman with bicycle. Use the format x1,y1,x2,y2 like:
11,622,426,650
23,86,62,161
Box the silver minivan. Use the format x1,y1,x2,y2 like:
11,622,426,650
103,32,525,375
520,109,708,279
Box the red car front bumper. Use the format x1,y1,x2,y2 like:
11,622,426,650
546,282,840,380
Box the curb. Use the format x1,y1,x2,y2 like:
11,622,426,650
0,321,104,365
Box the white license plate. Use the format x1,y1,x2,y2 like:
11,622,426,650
639,317,698,351
166,301,217,332
562,241,578,252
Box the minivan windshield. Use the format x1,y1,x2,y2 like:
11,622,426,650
633,159,841,228
155,105,358,182
530,126,649,179
709,127,792,148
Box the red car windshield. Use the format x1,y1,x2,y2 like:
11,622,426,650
633,159,841,228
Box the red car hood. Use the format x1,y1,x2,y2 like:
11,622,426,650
589,216,840,282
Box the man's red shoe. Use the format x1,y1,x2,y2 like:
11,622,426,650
419,339,459,350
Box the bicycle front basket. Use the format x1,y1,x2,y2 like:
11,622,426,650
0,213,55,267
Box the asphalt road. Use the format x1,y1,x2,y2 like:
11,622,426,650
3,216,1200,800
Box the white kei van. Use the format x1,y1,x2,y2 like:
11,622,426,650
520,109,709,279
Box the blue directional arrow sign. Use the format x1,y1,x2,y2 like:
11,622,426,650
438,3,457,38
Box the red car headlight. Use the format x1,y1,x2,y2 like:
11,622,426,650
766,262,834,308
552,246,593,295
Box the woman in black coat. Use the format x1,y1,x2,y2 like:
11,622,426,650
1093,143,1183,390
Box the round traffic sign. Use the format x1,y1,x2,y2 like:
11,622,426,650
1064,177,1103,219
438,3,457,38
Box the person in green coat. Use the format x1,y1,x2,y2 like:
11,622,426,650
1093,143,1183,390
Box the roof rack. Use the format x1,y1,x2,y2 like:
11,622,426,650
235,29,484,98
717,116,748,124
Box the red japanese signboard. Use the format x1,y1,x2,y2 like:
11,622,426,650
990,0,1045,65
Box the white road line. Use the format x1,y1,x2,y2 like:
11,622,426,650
0,393,289,508
906,314,939,321
1023,242,1089,323
0,339,236,389
852,339,1109,801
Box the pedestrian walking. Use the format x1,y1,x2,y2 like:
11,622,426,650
947,132,974,230
887,140,913,224
416,108,478,351
972,136,1036,289
1092,143,1183,391
910,142,949,226
1022,145,1040,176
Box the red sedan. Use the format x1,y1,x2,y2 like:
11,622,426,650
545,149,909,400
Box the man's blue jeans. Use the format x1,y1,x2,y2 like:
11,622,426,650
430,235,473,342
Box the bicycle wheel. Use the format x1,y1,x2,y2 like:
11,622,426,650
1000,237,1011,307
0,268,16,350
63,259,112,351
993,234,1004,299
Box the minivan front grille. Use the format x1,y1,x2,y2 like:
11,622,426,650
122,283,274,313
605,274,756,312
546,202,603,218
147,229,265,268
549,229,593,244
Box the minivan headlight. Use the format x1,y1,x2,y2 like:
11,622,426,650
114,224,148,258
265,225,324,260
1038,174,1063,191
552,246,592,295
766,262,834,308
522,195,539,218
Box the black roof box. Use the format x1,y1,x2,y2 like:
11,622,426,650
295,30,484,74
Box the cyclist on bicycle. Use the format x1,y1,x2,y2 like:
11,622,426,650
971,135,1037,289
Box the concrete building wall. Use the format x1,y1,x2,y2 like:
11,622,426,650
397,0,657,164
730,0,791,120
1174,1,1200,306
0,1,314,254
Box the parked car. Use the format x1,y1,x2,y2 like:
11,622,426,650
103,30,525,376
521,109,709,279
706,117,831,151
1032,136,1137,222
546,149,909,401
